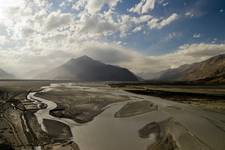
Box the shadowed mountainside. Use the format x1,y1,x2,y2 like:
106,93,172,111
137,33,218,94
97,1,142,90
37,55,138,81
159,54,225,83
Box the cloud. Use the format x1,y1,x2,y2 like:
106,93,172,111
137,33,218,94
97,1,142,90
76,42,225,75
142,0,156,13
132,15,152,24
0,0,25,10
80,15,118,35
132,26,142,33
0,0,223,80
82,45,133,64
184,1,207,18
86,0,120,14
95,42,225,75
21,26,35,37
162,2,169,7
148,13,178,29
147,43,225,72
45,11,72,31
177,43,225,58
129,0,156,14
0,35,9,45
185,11,195,18
193,33,201,38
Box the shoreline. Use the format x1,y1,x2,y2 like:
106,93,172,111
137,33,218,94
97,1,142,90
0,85,80,150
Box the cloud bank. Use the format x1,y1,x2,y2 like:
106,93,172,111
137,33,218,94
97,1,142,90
0,0,223,79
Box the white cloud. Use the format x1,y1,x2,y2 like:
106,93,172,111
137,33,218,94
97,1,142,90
193,33,201,38
177,43,225,58
185,11,195,18
145,43,225,73
45,11,72,31
0,35,9,45
132,15,152,24
142,0,156,13
72,0,86,11
129,0,156,14
86,0,120,14
162,2,169,7
133,26,142,33
59,2,66,8
33,0,50,7
0,0,25,10
21,26,35,37
80,15,118,34
148,13,178,29
166,32,181,41
94,42,225,75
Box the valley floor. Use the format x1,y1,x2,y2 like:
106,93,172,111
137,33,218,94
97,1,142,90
110,83,225,114
0,81,225,150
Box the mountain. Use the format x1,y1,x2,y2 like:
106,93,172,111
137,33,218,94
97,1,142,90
159,54,225,83
38,55,138,81
138,71,165,80
0,69,15,79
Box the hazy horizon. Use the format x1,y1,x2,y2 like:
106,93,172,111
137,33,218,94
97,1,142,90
0,0,225,79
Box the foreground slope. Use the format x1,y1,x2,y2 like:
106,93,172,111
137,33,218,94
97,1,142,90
38,55,138,81
159,54,225,83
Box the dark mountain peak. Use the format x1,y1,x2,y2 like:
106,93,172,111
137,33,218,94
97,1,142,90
75,55,94,62
64,55,95,66
66,55,96,64
39,55,138,81
79,55,93,60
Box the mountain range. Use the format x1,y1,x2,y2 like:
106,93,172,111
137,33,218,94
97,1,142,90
159,54,225,83
1,54,225,83
37,55,138,81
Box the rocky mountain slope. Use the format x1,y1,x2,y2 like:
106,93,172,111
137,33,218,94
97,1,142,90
38,55,138,81
159,54,225,83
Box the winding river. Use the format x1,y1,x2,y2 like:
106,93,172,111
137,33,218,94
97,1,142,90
28,85,161,150
28,83,225,150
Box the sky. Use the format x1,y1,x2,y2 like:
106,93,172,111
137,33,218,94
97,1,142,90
0,0,225,78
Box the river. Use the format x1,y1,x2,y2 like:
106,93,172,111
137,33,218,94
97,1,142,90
28,83,225,150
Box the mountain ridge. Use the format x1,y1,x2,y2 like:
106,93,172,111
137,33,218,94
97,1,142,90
158,53,225,83
37,55,138,81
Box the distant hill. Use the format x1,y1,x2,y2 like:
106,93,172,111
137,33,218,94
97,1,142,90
37,55,138,81
0,69,15,79
159,54,225,83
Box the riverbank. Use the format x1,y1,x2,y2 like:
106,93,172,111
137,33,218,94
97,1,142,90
110,83,225,113
35,83,132,123
0,81,79,150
